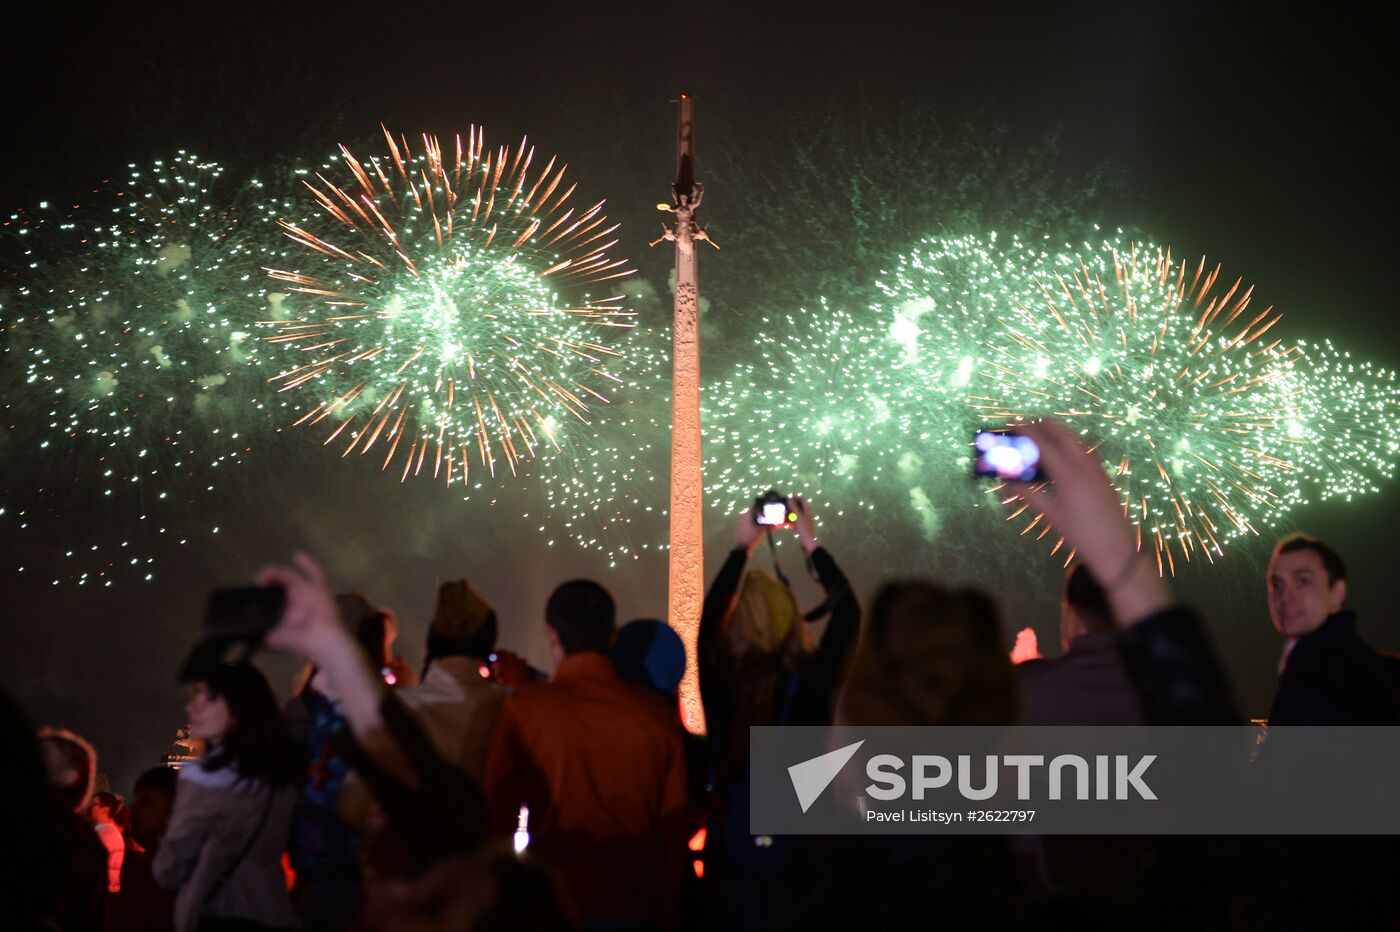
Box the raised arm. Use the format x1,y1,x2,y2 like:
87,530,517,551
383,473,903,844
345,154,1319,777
258,553,414,784
1004,420,1237,723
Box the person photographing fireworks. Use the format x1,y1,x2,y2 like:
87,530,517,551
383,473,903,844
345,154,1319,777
698,492,861,932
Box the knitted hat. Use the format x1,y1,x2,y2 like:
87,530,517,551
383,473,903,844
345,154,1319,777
610,619,687,695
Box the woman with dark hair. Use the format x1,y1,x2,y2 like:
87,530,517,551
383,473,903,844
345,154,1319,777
153,661,303,932
837,582,1018,728
796,581,1022,928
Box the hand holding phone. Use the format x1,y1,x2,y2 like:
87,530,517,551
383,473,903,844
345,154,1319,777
178,585,286,681
205,586,287,639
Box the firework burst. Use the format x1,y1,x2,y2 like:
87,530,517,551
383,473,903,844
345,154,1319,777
703,299,913,522
1272,338,1400,504
877,232,1071,402
969,235,1306,573
261,127,636,488
1,154,278,585
538,305,673,564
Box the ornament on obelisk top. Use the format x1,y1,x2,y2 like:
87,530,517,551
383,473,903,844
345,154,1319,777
653,93,716,733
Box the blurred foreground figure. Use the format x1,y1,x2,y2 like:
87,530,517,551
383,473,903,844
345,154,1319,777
38,725,108,932
400,579,506,780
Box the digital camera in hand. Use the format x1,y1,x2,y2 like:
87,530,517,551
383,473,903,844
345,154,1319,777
754,489,799,526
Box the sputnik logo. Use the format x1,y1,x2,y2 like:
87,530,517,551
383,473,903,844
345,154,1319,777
788,740,865,813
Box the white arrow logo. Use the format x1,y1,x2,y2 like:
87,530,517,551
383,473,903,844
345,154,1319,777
788,740,865,813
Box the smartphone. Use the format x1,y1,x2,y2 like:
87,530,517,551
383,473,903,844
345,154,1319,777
204,586,286,638
972,430,1045,482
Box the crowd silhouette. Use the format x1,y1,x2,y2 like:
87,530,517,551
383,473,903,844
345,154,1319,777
5,419,1399,931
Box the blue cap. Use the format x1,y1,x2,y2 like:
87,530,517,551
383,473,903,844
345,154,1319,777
610,619,686,695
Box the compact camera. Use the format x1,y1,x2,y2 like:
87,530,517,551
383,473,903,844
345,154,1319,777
754,490,798,526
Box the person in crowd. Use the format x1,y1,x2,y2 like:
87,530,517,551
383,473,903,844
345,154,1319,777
152,661,304,932
3,689,87,931
1018,564,1144,725
1255,533,1400,929
129,767,179,850
282,592,389,932
109,766,178,932
698,495,861,932
257,554,488,881
1002,423,1243,930
483,580,691,930
610,618,688,701
87,790,130,893
37,725,109,932
812,580,1020,927
398,579,507,779
1266,532,1400,724
1014,564,1152,908
611,618,710,917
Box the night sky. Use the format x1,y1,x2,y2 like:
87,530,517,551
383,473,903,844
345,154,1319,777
3,3,1397,794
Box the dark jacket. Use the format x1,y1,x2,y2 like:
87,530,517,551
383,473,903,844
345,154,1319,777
1018,631,1145,725
697,545,860,932
698,546,860,766
1116,606,1238,725
1256,612,1400,931
1269,609,1400,725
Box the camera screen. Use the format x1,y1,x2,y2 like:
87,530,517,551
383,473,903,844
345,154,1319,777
972,431,1044,482
757,500,790,526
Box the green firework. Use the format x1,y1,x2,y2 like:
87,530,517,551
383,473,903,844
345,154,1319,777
1,154,281,585
1273,338,1400,505
925,234,1316,572
702,298,912,521
261,127,637,488
539,300,674,564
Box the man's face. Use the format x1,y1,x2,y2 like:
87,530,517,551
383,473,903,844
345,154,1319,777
1268,549,1346,639
129,785,174,848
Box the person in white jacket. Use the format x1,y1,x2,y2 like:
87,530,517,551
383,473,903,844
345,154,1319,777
153,661,304,932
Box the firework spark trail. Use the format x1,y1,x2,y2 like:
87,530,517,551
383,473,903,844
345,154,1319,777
702,299,913,523
887,233,1325,573
1272,338,1400,505
532,314,674,565
979,238,1305,573
877,232,1400,573
1,154,282,585
261,127,637,488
